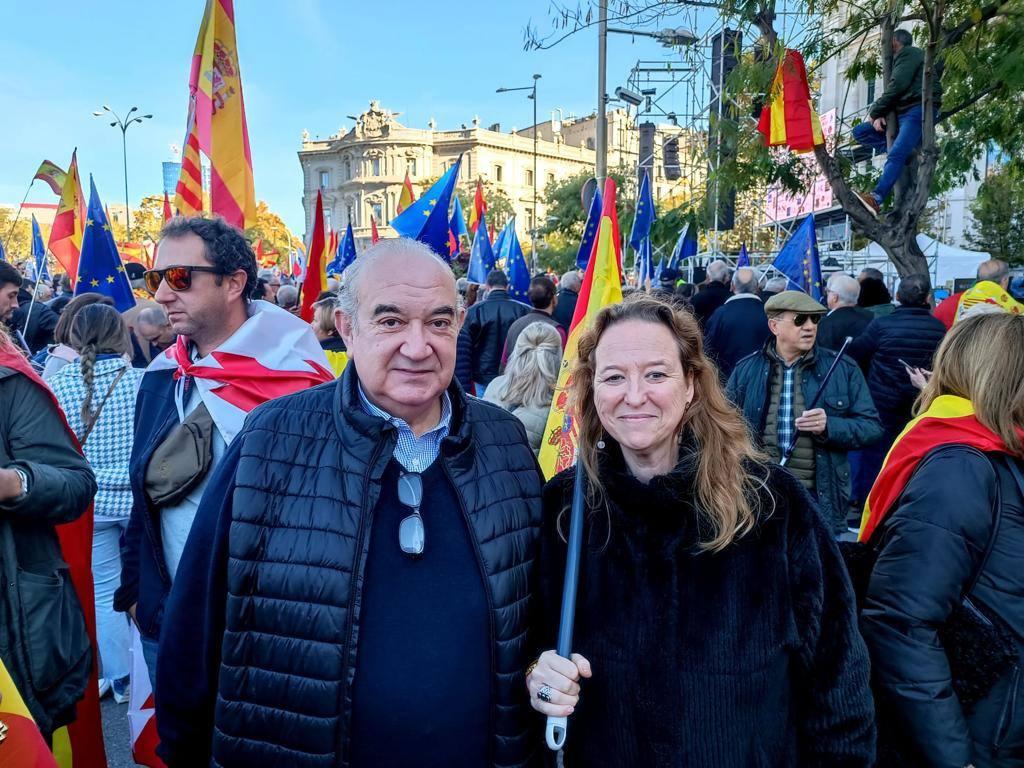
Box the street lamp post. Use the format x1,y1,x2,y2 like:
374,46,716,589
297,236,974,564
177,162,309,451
93,105,152,240
496,74,542,272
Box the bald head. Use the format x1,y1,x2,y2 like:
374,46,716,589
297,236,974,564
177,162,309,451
977,258,1010,288
732,267,760,295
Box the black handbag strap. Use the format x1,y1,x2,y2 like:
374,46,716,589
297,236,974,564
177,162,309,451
79,365,127,446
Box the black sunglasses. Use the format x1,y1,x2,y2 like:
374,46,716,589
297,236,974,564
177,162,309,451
143,265,225,295
792,313,822,327
397,472,424,557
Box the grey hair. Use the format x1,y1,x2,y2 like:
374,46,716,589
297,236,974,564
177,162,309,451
277,284,300,309
732,267,761,295
560,270,583,292
765,276,789,293
706,260,731,283
137,306,169,328
337,237,456,322
826,273,860,306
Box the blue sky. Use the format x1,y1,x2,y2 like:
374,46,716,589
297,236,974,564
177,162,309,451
0,0,695,234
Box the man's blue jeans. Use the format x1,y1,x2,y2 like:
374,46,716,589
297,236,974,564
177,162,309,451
852,105,934,204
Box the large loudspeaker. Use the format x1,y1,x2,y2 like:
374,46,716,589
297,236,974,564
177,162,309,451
638,122,656,184
663,137,681,180
707,28,741,231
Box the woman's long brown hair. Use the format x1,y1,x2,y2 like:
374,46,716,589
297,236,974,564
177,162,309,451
568,294,769,552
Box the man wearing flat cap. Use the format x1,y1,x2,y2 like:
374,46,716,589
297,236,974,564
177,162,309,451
727,291,882,535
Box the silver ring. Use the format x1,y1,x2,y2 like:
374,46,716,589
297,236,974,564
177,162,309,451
537,684,553,703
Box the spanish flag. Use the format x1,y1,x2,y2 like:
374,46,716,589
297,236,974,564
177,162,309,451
33,160,67,196
859,395,1019,542
176,0,256,228
0,659,58,767
299,190,328,322
48,150,85,285
538,177,624,479
397,172,415,214
757,49,824,153
468,180,487,233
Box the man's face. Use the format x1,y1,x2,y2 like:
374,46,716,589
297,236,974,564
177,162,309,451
137,320,176,348
769,311,819,354
826,289,840,310
338,250,464,423
152,233,246,339
267,279,281,301
0,282,19,322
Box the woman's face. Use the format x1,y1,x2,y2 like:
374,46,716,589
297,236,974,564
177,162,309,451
592,319,694,455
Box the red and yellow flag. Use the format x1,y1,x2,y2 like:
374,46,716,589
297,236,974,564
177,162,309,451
370,215,380,243
397,172,415,214
175,0,256,228
468,180,487,232
859,395,1020,542
0,659,58,767
757,49,824,153
300,190,328,322
34,160,67,196
48,150,85,284
538,177,624,479
162,191,173,223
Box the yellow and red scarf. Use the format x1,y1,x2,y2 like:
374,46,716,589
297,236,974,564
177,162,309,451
859,395,1020,542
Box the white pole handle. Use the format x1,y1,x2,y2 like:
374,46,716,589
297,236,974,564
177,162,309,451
546,715,568,751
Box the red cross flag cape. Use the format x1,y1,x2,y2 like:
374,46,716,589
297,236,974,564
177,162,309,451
858,394,1023,542
757,49,824,153
146,300,334,442
0,338,107,768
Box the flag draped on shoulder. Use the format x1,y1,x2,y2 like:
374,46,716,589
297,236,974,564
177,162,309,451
48,150,86,284
390,157,461,256
300,190,328,322
771,214,822,301
175,0,256,228
75,178,137,312
859,395,1023,542
538,177,624,479
757,49,824,153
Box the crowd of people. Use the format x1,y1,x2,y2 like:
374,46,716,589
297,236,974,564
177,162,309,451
1,215,1023,767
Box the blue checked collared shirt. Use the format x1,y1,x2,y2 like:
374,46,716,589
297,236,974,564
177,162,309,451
357,384,453,473
777,363,797,456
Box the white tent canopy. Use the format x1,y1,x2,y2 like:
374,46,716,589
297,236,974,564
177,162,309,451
849,234,990,287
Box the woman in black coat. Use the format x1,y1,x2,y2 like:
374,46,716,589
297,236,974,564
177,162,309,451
528,295,875,766
861,312,1024,767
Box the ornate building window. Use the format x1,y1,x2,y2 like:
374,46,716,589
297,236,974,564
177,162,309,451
370,202,383,224
346,204,355,227
371,157,381,176
319,170,330,188
494,164,503,182
525,169,534,186
343,159,352,180
407,158,417,177
547,172,555,187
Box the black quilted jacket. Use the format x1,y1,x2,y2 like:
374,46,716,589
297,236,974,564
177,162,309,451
155,367,544,768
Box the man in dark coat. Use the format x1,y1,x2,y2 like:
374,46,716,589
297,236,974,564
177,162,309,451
458,268,529,391
704,267,771,379
10,282,59,353
848,273,946,484
728,291,882,534
156,238,543,768
551,269,581,329
0,339,97,739
501,274,565,371
690,259,732,328
817,273,874,352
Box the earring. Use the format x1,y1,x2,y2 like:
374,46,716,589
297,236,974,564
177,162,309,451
596,439,606,449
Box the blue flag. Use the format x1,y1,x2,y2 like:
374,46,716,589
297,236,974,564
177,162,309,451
31,215,50,281
328,222,357,276
0,234,5,262
449,196,469,258
391,156,462,256
467,211,495,284
576,188,603,271
636,237,655,285
737,242,750,267
492,223,509,268
506,226,530,302
771,214,823,302
75,176,137,312
666,222,698,271
629,170,655,252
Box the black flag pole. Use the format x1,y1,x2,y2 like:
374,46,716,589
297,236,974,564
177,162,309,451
780,335,853,467
545,462,587,751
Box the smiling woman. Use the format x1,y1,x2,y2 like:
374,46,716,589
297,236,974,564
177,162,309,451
527,294,877,767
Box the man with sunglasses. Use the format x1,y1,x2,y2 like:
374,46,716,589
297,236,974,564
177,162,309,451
728,291,882,536
115,215,332,687
154,238,543,768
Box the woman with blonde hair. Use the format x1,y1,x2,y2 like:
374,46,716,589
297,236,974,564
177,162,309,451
527,294,875,766
860,312,1024,767
484,322,560,452
310,295,348,377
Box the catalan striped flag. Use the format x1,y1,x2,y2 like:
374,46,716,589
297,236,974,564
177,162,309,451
300,190,328,322
858,395,1019,542
48,150,85,284
538,177,624,479
757,49,824,153
175,0,256,228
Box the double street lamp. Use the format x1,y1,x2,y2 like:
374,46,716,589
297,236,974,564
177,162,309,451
496,73,542,272
93,105,152,240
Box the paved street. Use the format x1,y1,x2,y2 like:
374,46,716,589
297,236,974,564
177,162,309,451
101,696,135,768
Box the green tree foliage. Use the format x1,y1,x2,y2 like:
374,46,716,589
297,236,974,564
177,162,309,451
0,208,34,264
968,166,1024,265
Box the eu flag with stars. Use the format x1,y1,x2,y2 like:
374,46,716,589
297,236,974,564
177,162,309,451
771,214,822,302
449,196,469,260
576,187,602,271
328,222,356,276
666,222,698,271
31,215,50,281
391,155,462,256
75,176,136,312
506,226,530,302
467,211,496,284
629,170,655,252
737,242,750,267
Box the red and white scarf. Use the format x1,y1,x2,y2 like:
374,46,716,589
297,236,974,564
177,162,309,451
147,300,333,442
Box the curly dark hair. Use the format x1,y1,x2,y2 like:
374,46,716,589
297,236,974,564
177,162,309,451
159,215,258,301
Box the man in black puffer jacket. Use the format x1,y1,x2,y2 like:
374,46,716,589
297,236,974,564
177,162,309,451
848,273,945,485
156,239,543,768
459,268,530,391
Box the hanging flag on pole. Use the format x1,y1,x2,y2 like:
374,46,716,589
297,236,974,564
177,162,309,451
48,149,86,284
390,157,461,256
75,177,137,312
175,0,257,228
163,191,173,223
576,187,602,271
33,159,67,196
757,49,825,153
328,222,357,276
665,222,698,272
506,226,530,301
370,215,380,243
737,242,750,267
468,179,487,232
397,172,415,214
448,196,469,259
466,211,495,284
538,178,624,479
31,215,50,282
771,214,823,301
300,190,328,321
628,170,655,252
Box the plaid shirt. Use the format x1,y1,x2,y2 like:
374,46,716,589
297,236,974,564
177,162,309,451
777,362,798,456
357,384,452,472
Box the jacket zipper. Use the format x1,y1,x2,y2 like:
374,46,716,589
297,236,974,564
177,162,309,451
440,457,499,767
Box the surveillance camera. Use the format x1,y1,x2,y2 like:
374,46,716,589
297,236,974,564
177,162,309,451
614,87,644,107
